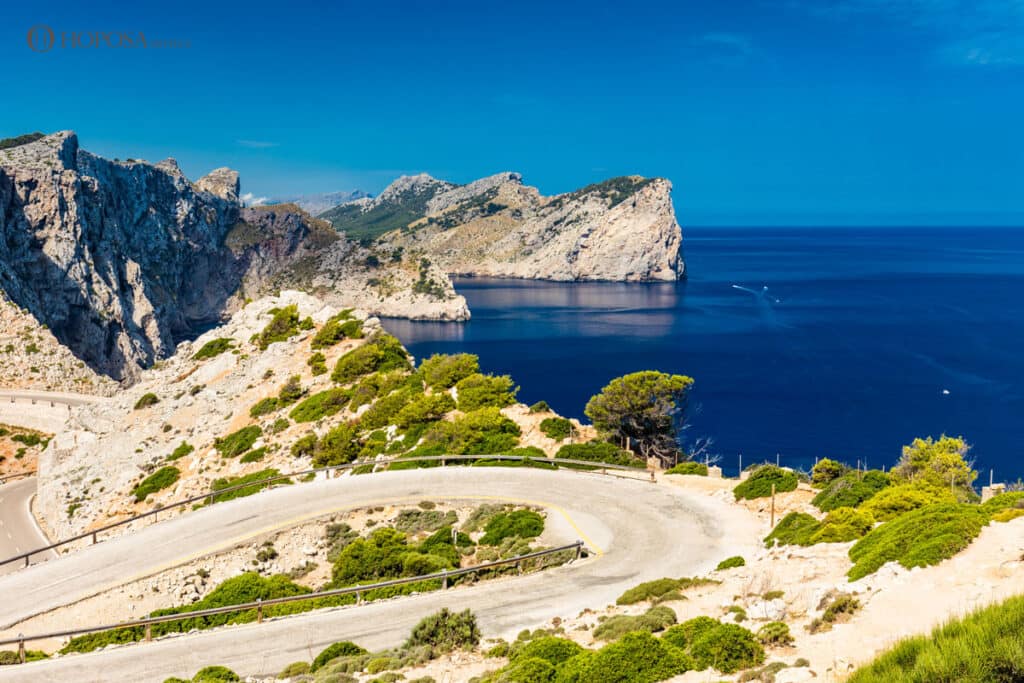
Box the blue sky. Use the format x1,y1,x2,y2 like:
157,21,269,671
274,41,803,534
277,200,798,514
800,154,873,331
1,0,1022,224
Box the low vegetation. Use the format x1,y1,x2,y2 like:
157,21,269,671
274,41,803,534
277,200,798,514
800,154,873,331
765,507,875,547
419,353,479,389
592,605,677,641
454,373,518,411
716,555,746,570
256,304,307,350
539,416,572,440
133,392,160,410
847,594,1024,682
208,469,287,504
616,576,719,605
665,461,708,476
733,465,799,500
213,425,262,457
332,334,410,383
311,310,361,349
192,338,233,360
812,469,890,511
133,466,180,501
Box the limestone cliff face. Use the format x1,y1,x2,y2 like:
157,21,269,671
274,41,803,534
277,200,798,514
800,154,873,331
0,132,466,381
325,173,686,282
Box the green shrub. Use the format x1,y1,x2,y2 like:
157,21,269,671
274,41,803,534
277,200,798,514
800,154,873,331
422,407,521,455
812,470,890,511
419,353,480,389
192,338,233,360
363,393,418,433
278,375,305,404
494,655,554,682
577,631,691,682
278,661,311,677
311,312,362,349
891,435,977,498
716,555,746,570
257,304,301,349
396,393,456,428
539,417,571,441
766,507,874,547
661,616,722,650
554,442,641,468
809,592,861,632
291,433,317,458
214,425,262,457
811,458,848,486
289,388,351,422
406,608,480,653
313,423,360,467
846,594,1024,683
240,447,267,463
992,508,1024,523
455,373,518,411
665,461,708,476
512,637,583,666
134,392,160,410
479,510,544,545
167,441,194,461
859,483,956,522
209,469,286,504
332,334,410,383
528,400,550,413
133,466,180,501
688,622,765,674
0,649,47,665
617,578,687,605
847,503,988,580
308,351,328,375
249,397,279,417
312,641,368,672
755,621,794,647
192,666,239,682
270,417,290,434
981,491,1024,515
592,605,677,641
734,466,799,500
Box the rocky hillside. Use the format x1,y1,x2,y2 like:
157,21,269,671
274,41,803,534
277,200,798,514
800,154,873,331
0,132,465,381
321,172,685,281
36,292,592,540
267,190,370,216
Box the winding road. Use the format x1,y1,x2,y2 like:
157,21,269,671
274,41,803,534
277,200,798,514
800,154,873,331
0,478,56,575
0,467,760,682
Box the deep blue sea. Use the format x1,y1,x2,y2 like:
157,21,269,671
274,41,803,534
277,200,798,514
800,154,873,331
383,227,1024,481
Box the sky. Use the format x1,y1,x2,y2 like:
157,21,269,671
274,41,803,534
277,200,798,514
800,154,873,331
1,0,1022,225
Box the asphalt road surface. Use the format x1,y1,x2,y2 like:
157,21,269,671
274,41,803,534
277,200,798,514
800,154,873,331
0,467,758,682
0,478,56,576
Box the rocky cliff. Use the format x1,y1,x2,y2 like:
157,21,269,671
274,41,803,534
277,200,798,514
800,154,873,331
321,172,685,282
0,132,465,381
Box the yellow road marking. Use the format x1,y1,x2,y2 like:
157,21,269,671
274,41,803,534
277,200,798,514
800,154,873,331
75,493,604,607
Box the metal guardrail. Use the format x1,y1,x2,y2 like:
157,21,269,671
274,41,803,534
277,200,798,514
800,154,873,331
0,454,645,569
0,470,37,485
0,541,585,661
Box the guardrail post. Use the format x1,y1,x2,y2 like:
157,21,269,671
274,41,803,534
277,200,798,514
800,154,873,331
356,590,362,605
92,531,98,545
441,457,446,467
442,570,448,589
256,598,263,624
23,555,29,568
516,560,522,575
575,542,582,560
144,623,152,642
17,635,24,664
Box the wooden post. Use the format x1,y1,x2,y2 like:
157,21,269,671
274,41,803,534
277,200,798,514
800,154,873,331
257,598,263,624
145,623,152,642
770,483,776,527
17,636,25,664
92,531,98,544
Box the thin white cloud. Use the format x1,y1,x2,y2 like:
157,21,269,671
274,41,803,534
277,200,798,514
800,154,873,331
802,0,1024,66
240,192,269,207
236,140,279,149
693,32,756,64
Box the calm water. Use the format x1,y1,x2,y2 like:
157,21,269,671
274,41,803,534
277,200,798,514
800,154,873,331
383,227,1024,480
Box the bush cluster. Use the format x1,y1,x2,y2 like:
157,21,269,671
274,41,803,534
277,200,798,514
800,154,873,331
311,310,361,349
405,608,480,653
716,556,746,570
812,470,890,511
554,441,642,468
209,469,287,504
733,465,799,500
592,605,677,641
662,617,765,674
419,353,480,389
256,304,305,349
167,441,194,461
214,425,262,457
420,407,521,455
665,461,708,476
455,373,518,411
479,510,544,545
616,576,719,605
133,392,160,410
539,417,572,441
847,503,988,580
192,338,233,360
133,466,180,502
332,334,410,383
765,507,874,547
811,458,848,486
858,483,955,522
290,388,351,422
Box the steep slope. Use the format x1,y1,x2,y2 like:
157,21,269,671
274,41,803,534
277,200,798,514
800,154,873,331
266,190,370,216
322,172,685,281
0,132,466,381
35,292,588,540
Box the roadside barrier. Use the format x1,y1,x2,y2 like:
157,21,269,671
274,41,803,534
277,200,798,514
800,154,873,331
0,541,585,663
0,454,646,569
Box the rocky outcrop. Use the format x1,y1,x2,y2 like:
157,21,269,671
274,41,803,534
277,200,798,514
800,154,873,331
0,132,466,381
323,173,685,282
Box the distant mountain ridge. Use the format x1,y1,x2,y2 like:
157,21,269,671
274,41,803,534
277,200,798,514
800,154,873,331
321,171,685,281
266,189,371,216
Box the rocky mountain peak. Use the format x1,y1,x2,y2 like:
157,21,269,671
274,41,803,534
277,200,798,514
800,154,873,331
195,167,241,203
0,130,78,171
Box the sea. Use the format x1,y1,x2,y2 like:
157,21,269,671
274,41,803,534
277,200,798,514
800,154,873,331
383,227,1024,481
